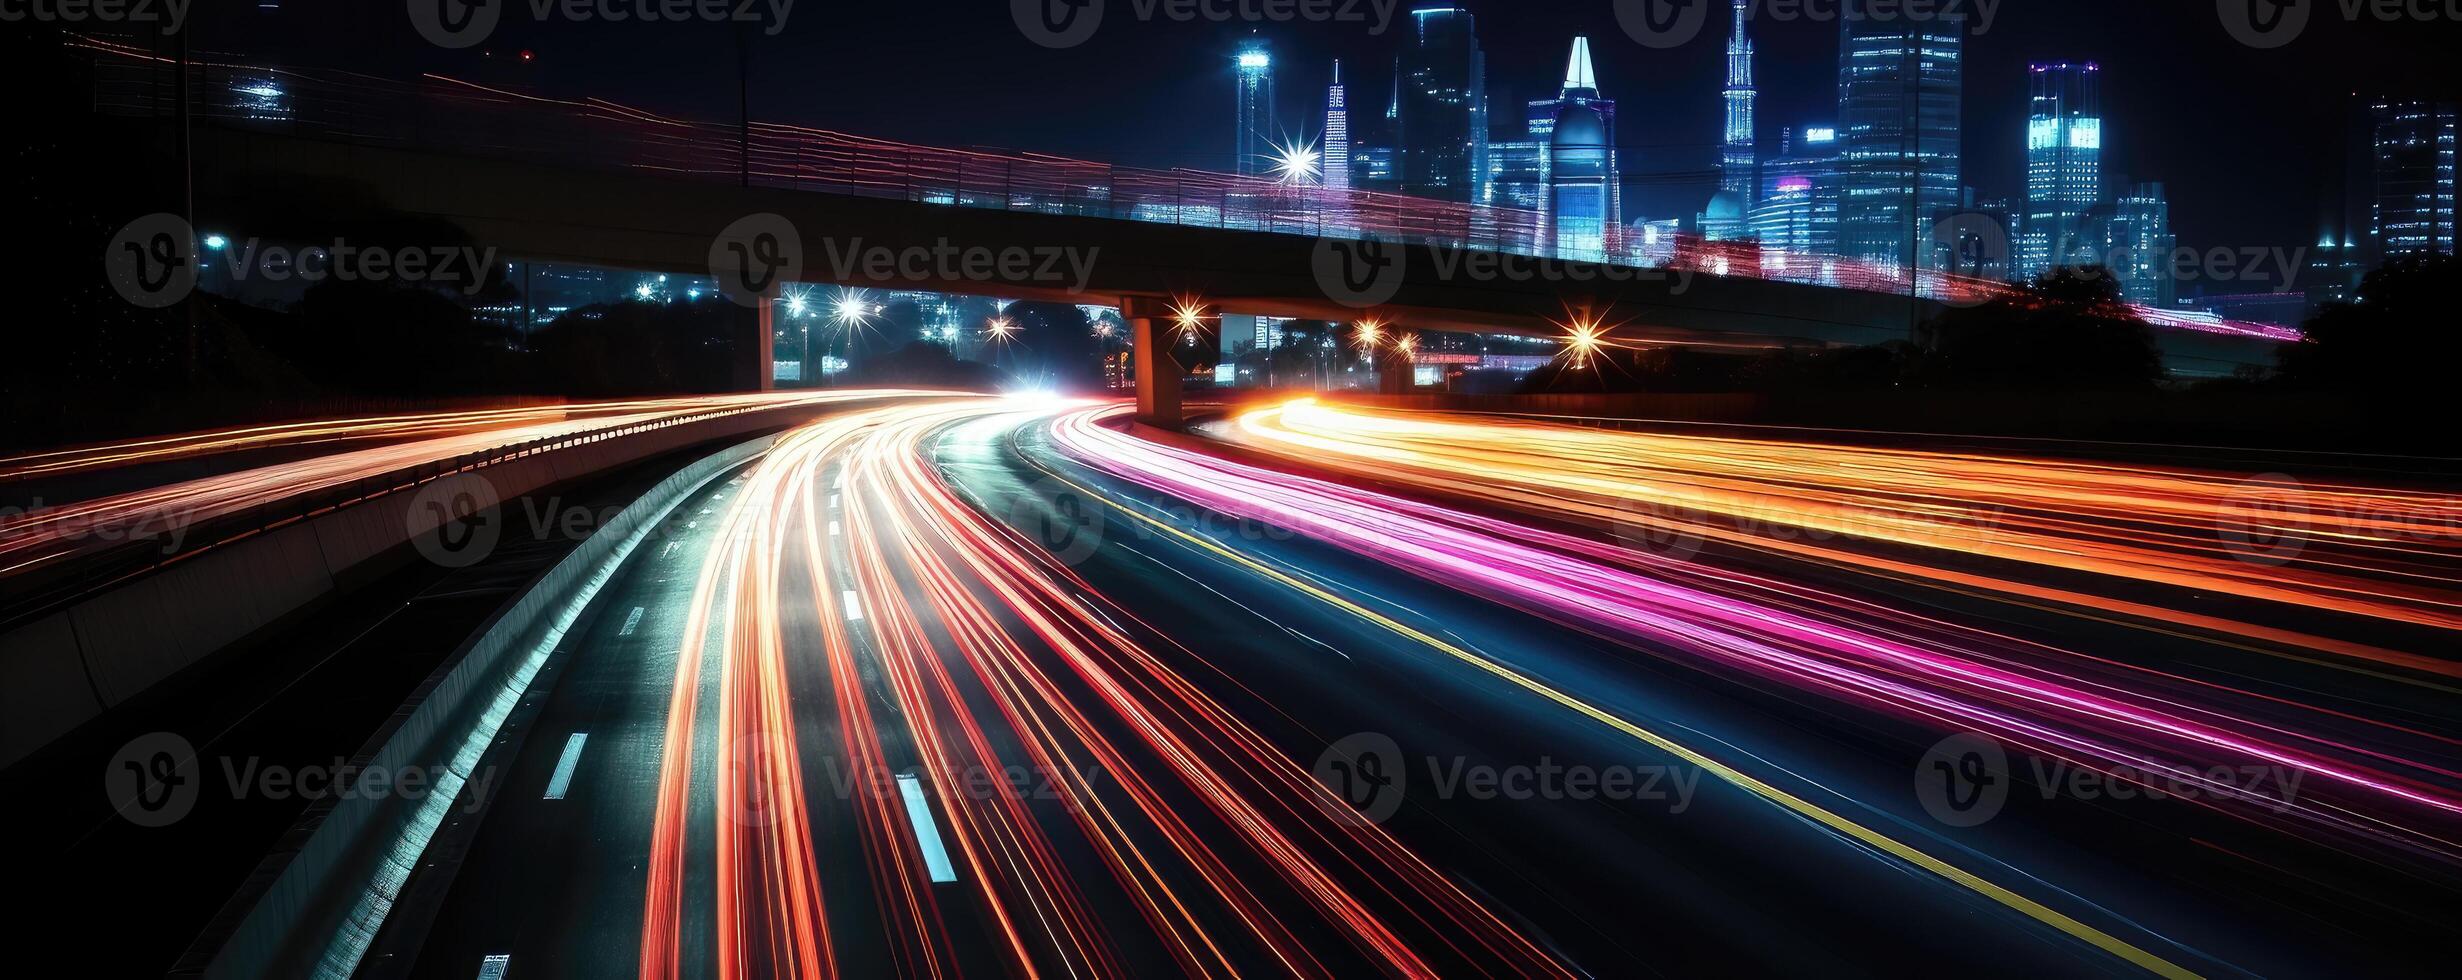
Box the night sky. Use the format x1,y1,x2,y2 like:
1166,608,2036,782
178,2,2459,294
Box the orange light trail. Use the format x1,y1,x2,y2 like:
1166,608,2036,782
1226,400,2462,663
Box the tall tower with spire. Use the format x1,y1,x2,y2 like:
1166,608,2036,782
1722,0,1757,198
1324,60,1351,191
1546,37,1621,259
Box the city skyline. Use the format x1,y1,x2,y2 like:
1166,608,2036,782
148,2,2456,300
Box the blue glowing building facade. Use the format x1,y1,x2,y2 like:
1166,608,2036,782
1323,60,1351,191
2019,62,2103,278
1396,5,1488,203
1837,14,1964,277
1540,38,1619,259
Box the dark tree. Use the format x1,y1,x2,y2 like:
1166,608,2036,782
2276,253,2460,395
842,341,1008,390
527,298,743,396
1914,270,2165,390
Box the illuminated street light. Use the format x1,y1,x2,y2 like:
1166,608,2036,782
1554,308,1621,371
1268,137,1322,185
986,315,1016,340
830,287,877,331
1352,318,1384,353
1168,298,1213,344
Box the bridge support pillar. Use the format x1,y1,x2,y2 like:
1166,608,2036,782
738,299,777,392
1124,298,1182,429
1377,344,1414,395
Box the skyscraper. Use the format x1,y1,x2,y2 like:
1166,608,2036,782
1323,60,1351,192
1752,126,1844,262
2098,182,2178,306
2371,100,2458,257
1722,0,1757,198
1396,5,1488,203
1545,37,1620,259
1837,14,1964,278
1487,139,1549,211
1235,36,1275,177
2019,63,2103,278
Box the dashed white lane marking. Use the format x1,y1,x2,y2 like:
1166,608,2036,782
543,733,589,800
894,773,960,883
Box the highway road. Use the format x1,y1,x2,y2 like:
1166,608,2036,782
371,399,2459,978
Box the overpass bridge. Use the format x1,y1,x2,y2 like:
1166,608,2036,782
83,38,2291,426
